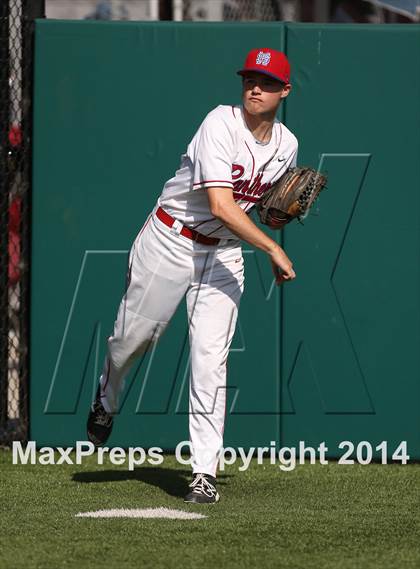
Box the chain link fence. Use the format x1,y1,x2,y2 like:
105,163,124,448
182,0,288,20
0,0,44,445
44,0,297,21
44,0,420,22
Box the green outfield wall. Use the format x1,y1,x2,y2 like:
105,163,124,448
31,21,420,458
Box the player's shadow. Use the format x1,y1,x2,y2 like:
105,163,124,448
72,466,231,498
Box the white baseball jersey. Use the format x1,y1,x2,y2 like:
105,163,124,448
158,104,298,240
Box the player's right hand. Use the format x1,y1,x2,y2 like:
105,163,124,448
269,245,296,285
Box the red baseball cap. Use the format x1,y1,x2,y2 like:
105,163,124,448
237,48,291,84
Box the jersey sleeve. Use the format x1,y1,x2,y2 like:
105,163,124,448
187,108,236,190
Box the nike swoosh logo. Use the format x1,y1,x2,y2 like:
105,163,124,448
277,157,286,162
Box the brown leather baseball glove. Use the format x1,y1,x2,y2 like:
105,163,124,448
257,167,327,229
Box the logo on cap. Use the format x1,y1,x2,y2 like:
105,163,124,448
256,51,271,66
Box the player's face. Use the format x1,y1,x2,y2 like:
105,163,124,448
242,72,291,116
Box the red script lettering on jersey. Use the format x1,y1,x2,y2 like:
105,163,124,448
232,164,273,203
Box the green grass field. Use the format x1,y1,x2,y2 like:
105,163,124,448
1,449,420,569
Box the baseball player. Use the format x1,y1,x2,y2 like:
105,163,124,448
87,48,298,504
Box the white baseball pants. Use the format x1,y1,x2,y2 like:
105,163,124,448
99,208,244,477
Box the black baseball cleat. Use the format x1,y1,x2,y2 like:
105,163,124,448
86,387,113,447
184,473,220,504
